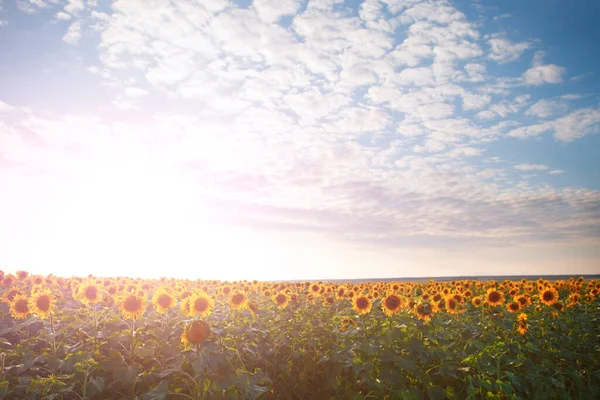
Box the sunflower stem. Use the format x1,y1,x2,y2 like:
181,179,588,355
93,304,98,359
130,318,135,365
361,314,368,341
49,312,57,372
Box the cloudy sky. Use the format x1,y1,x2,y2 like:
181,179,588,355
1,0,599,280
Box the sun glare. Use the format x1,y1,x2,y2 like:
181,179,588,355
21,157,286,281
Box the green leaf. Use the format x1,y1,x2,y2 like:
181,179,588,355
0,381,8,400
142,380,170,400
428,386,446,400
89,377,105,394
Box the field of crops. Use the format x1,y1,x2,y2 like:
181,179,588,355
0,271,598,399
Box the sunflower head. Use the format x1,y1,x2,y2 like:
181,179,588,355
248,302,261,317
181,320,210,347
273,292,289,309
77,281,102,306
29,288,55,319
517,313,528,335
188,291,214,317
2,288,23,304
152,288,175,314
10,294,30,319
446,297,464,315
1,275,15,288
228,291,248,310
540,287,559,306
118,292,145,320
353,296,372,315
471,297,483,308
414,301,436,321
506,301,521,313
486,288,505,307
382,293,403,316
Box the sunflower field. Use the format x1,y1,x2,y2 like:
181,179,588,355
0,271,599,400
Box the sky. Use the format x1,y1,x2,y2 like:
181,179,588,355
0,0,599,281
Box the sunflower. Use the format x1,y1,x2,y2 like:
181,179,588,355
152,288,175,314
10,294,30,319
539,287,559,306
228,291,248,310
471,297,483,308
352,296,372,315
248,302,260,317
486,288,505,307
414,301,436,321
118,292,145,320
181,320,210,347
382,293,403,316
29,288,55,319
1,274,15,288
1,288,23,304
30,275,45,286
77,281,102,306
517,313,528,335
188,291,214,317
514,294,531,308
273,293,289,309
309,283,322,296
16,270,28,281
340,317,358,332
445,297,464,315
506,301,521,314
567,293,581,307
220,285,232,297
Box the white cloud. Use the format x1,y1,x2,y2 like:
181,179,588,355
62,21,82,44
253,0,302,24
509,107,600,141
514,164,548,171
488,37,530,63
56,11,72,20
64,0,84,15
552,107,600,141
549,170,565,175
523,64,565,85
124,87,150,98
525,99,568,118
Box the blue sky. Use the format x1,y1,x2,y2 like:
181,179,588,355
0,0,599,280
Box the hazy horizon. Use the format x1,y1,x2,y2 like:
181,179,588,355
1,0,599,281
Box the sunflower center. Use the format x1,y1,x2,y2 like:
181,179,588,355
36,295,50,312
385,295,401,310
488,292,501,302
275,294,286,304
186,322,209,344
123,295,142,312
356,297,370,309
157,294,173,308
231,293,245,305
85,286,98,300
543,291,555,301
194,297,209,312
14,299,29,313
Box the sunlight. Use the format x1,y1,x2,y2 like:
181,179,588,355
24,156,287,281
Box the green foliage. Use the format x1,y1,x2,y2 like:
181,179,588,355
0,276,598,399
